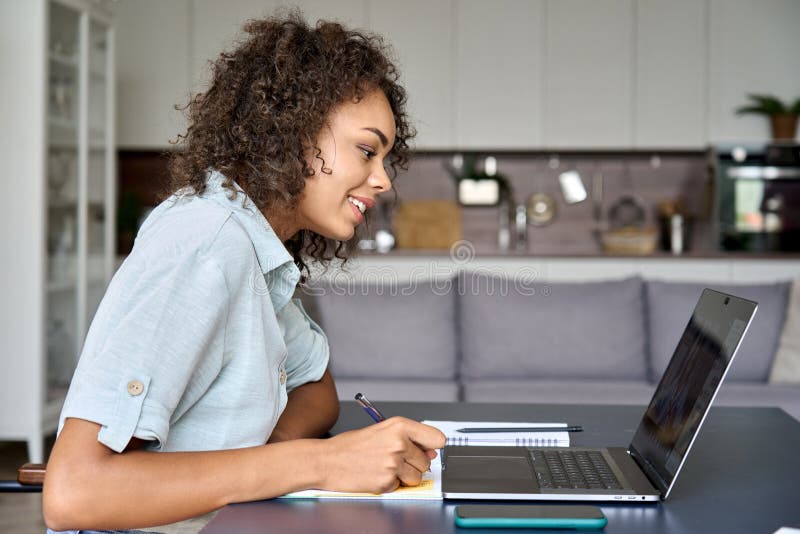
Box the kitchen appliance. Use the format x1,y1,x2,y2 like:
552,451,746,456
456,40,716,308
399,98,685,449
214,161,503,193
713,143,800,252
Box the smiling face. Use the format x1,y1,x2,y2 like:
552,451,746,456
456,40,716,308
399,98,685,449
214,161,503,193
288,88,396,241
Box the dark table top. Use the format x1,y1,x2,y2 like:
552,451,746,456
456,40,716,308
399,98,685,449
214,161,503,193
201,402,800,534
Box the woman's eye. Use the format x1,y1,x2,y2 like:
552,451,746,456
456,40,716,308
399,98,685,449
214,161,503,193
359,146,376,160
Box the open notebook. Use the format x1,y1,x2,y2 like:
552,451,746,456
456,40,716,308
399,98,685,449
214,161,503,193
280,421,569,500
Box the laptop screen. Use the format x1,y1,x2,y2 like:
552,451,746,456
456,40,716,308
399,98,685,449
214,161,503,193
629,289,757,498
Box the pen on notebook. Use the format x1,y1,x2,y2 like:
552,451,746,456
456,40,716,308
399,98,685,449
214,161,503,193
355,392,386,423
456,426,584,433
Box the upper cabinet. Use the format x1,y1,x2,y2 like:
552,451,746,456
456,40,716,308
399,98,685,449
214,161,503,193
544,0,634,149
708,0,800,143
635,0,707,149
455,0,545,149
116,0,191,148
369,0,455,149
116,0,799,150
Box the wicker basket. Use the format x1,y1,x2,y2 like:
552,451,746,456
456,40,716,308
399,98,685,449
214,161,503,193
601,227,658,255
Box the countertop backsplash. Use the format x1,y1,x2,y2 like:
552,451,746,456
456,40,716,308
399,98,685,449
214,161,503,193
386,151,711,255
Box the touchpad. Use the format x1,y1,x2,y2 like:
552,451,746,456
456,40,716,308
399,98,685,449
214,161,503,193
447,455,533,480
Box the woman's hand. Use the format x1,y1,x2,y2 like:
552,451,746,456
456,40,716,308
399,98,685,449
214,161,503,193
316,417,446,494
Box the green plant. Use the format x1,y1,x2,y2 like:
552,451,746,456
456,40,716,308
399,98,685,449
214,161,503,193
736,93,800,116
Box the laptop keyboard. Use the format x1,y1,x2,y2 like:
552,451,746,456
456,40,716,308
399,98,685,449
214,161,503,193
530,449,623,490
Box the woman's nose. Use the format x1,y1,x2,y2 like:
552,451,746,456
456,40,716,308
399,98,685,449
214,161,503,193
369,164,392,194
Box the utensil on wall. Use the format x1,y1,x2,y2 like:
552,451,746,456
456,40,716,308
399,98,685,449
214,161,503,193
526,193,556,226
608,194,646,229
558,170,588,204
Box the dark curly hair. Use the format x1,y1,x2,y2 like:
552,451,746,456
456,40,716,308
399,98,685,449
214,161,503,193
168,10,414,277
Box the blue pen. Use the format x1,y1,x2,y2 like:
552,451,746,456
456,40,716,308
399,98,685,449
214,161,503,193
355,392,386,423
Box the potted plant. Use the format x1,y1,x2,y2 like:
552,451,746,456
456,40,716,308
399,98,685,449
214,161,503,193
736,93,800,141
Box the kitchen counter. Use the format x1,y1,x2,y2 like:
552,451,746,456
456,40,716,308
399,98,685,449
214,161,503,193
311,249,800,284
357,248,800,260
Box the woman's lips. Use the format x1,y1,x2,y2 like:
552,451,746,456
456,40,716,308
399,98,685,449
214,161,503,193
349,201,364,224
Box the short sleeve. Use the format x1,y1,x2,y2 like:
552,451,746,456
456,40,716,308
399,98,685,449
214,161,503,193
278,299,330,392
59,251,229,452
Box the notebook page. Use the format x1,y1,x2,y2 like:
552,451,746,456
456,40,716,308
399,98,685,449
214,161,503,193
423,421,570,447
280,464,442,500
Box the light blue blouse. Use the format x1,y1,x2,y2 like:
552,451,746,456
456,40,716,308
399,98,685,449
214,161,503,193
58,171,329,453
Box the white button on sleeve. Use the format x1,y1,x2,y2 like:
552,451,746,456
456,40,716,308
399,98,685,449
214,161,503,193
127,380,144,396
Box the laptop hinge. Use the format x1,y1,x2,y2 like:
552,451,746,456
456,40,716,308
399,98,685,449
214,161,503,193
628,445,669,496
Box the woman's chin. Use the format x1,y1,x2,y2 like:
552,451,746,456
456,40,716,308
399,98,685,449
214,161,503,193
319,226,356,242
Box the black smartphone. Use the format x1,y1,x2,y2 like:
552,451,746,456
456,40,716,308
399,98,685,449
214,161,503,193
454,504,607,529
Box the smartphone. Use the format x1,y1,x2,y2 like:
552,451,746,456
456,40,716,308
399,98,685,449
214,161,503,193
454,504,607,530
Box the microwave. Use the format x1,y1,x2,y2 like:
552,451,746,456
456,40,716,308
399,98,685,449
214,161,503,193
713,143,800,252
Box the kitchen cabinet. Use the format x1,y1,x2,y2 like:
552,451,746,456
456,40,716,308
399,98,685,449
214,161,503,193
114,0,800,150
635,0,707,149
368,0,455,149
116,0,367,148
191,0,367,93
708,0,800,143
543,0,634,148
0,0,116,462
455,0,544,149
116,0,190,148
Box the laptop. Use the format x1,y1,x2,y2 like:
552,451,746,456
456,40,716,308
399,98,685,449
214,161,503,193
441,288,757,502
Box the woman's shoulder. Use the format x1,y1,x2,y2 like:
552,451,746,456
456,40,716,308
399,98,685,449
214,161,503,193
132,194,256,270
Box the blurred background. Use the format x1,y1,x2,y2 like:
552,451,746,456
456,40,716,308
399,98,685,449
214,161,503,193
2,0,800,478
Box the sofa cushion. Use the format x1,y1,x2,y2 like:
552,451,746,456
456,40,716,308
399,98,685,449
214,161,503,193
313,277,458,379
463,379,655,406
333,378,459,402
769,280,800,384
459,274,647,380
646,280,791,382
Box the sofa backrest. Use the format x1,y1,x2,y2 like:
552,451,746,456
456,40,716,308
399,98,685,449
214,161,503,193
301,273,791,388
309,277,458,380
458,273,648,380
645,280,791,383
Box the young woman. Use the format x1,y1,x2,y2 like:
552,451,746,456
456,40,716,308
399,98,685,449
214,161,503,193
43,13,445,532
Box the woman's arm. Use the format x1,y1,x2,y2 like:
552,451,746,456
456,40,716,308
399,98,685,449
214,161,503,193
43,415,445,531
268,367,340,443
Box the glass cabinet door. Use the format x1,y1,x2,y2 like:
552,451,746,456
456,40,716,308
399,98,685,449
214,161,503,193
87,18,111,329
46,1,81,400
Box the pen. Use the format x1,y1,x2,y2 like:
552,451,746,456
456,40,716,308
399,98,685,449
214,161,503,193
355,392,386,423
456,426,583,433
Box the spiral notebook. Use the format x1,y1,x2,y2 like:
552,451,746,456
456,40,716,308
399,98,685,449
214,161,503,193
423,421,570,447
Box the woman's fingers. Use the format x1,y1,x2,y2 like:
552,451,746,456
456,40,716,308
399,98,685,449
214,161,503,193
401,442,432,474
401,419,447,452
397,460,424,487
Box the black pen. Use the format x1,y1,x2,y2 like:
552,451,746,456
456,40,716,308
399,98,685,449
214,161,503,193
456,426,583,433
355,392,386,423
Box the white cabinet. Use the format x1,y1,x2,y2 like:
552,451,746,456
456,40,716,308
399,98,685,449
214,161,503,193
114,1,800,149
0,0,116,463
190,0,367,92
454,0,545,149
708,0,800,143
635,0,707,148
543,0,634,148
190,0,278,91
369,0,456,149
116,0,191,149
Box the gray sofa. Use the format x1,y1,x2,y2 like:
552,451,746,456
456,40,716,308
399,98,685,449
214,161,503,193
300,272,800,421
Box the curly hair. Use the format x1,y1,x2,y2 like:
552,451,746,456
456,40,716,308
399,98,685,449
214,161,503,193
168,10,414,278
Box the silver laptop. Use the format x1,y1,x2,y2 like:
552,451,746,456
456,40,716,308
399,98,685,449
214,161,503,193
442,289,757,502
